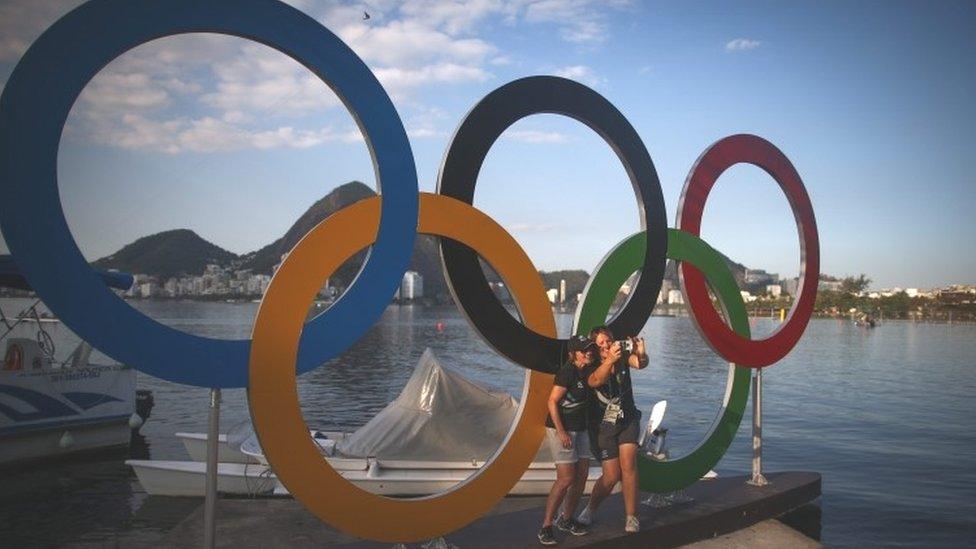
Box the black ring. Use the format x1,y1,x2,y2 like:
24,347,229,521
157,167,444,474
437,76,667,374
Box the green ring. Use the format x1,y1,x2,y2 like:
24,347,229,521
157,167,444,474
575,228,751,492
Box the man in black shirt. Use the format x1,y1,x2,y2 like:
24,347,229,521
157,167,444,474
538,335,595,545
577,326,648,534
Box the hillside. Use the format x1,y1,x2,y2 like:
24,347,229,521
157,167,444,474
92,229,237,279
92,182,763,301
240,181,376,275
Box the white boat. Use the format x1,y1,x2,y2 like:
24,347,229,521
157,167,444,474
128,454,607,498
129,349,691,497
0,259,149,466
176,431,262,464
127,460,278,497
0,336,138,466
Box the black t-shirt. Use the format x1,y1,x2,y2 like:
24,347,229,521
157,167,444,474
582,358,639,423
545,361,590,432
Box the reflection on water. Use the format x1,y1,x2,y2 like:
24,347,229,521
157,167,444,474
0,298,974,546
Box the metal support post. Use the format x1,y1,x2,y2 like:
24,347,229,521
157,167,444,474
748,368,769,486
203,388,221,548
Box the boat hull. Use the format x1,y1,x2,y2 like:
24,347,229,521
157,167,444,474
127,458,609,498
3,417,131,466
0,355,136,466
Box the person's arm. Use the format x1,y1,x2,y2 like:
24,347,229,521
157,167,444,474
587,343,622,387
547,385,572,448
628,336,649,370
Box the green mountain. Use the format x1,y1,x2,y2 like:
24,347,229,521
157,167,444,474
93,181,757,300
240,181,376,276
237,181,448,295
92,229,237,279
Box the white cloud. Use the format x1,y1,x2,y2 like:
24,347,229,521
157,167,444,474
374,63,491,98
402,105,449,139
508,221,563,232
553,65,606,88
505,130,569,143
3,0,633,155
202,43,340,116
0,0,83,62
399,0,505,36
726,38,761,52
336,19,495,68
89,114,360,154
79,72,170,110
407,127,441,138
512,0,632,45
161,78,203,95
490,55,514,66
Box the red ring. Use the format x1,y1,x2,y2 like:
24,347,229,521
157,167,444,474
677,134,819,367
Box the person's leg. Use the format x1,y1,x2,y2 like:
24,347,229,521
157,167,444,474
543,462,577,527
618,443,639,517
586,457,620,512
562,458,590,521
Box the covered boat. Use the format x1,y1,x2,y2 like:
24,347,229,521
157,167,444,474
130,349,610,497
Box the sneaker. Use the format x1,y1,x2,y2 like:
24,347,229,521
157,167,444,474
625,515,640,533
537,526,557,546
555,516,588,536
576,506,593,526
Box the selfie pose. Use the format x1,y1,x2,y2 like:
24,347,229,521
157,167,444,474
577,326,648,533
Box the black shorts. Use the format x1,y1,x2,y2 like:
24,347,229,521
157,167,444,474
589,414,641,461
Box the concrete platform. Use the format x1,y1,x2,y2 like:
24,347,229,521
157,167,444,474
161,471,820,548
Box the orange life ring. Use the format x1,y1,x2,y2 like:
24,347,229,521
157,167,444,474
3,343,23,371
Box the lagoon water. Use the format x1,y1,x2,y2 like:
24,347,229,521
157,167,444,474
1,297,974,547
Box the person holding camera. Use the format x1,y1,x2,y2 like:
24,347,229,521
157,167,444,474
576,325,648,534
537,335,596,546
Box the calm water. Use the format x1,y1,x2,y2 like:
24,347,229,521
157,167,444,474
1,298,974,547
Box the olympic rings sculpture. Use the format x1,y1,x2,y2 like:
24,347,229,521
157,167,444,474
0,0,819,543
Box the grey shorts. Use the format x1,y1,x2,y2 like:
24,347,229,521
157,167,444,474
545,427,592,464
590,415,641,461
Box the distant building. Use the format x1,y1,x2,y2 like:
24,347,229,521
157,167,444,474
818,280,843,292
766,284,782,298
546,288,558,303
164,278,178,297
745,269,777,286
139,281,161,298
740,290,757,303
400,271,423,300
657,279,673,305
905,288,919,298
559,279,567,304
783,277,800,297
937,286,976,304
667,289,684,305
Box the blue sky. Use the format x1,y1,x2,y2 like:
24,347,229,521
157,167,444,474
1,0,973,289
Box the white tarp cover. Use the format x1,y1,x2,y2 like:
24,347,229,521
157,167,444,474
336,348,549,461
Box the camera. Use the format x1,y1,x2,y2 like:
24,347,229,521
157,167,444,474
615,339,634,353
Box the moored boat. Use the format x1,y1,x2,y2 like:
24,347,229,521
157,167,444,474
0,257,151,466
129,349,694,497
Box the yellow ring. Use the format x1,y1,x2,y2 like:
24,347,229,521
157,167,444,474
248,193,555,542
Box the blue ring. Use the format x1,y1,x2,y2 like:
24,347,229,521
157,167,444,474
0,0,418,388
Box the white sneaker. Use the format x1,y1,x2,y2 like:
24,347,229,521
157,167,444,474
625,515,640,533
577,506,593,526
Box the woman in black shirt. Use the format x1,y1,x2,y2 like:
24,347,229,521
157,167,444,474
537,335,596,545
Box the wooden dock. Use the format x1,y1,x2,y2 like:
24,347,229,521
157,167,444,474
162,471,821,548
